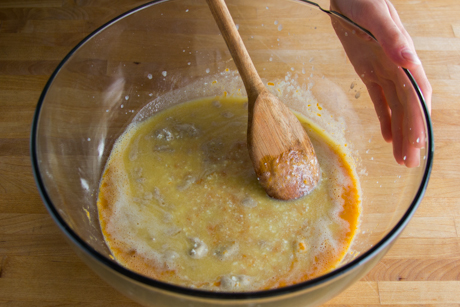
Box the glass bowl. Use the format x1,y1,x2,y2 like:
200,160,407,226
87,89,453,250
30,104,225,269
31,0,433,306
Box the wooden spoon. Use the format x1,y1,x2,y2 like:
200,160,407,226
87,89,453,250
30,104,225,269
206,0,321,200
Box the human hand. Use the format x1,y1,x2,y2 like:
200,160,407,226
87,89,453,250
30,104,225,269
330,0,432,167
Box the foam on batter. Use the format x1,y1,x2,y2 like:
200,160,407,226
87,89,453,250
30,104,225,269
97,96,361,291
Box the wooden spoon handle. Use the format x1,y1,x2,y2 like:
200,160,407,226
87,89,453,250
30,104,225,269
206,0,265,102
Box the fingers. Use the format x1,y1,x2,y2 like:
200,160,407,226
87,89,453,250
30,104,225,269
395,73,423,167
408,64,432,114
405,91,426,150
402,97,422,167
366,82,392,143
376,77,423,167
403,122,421,167
379,80,405,165
399,64,431,151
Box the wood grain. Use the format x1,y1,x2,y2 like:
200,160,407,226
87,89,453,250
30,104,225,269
0,0,459,306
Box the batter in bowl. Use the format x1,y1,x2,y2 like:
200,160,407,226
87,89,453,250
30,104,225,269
97,96,361,291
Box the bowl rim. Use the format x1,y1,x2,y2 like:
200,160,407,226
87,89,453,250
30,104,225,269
30,0,434,301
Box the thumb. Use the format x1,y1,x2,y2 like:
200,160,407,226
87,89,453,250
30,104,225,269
333,0,422,69
367,0,422,69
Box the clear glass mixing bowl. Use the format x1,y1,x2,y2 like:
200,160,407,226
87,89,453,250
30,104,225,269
31,0,433,306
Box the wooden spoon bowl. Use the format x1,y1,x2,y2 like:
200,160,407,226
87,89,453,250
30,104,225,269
206,0,321,200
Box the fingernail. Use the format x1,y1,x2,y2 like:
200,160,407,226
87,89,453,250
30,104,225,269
401,48,422,65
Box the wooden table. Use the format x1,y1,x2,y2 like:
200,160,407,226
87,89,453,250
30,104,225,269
1,0,459,306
